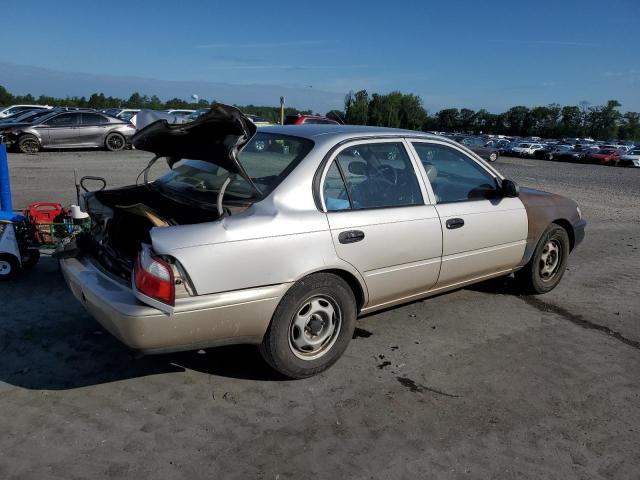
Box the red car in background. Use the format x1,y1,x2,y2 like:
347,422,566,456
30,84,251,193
584,148,623,166
284,114,339,125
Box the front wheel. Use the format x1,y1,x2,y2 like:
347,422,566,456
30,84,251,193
488,152,498,162
105,132,126,152
259,273,357,378
17,134,40,154
515,224,570,294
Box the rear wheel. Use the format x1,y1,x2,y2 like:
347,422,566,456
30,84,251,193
0,254,21,281
21,249,40,269
515,224,570,294
488,152,498,162
105,132,126,152
259,273,357,378
17,134,40,154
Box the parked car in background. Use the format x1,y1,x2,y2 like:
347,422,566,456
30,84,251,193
454,136,499,162
284,114,339,125
186,109,210,122
112,109,139,121
0,108,54,125
0,104,52,118
584,148,623,166
511,143,545,157
5,110,135,153
163,109,195,117
59,106,585,378
245,114,272,126
617,149,640,167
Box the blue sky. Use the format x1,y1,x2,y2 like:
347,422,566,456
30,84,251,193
1,0,639,113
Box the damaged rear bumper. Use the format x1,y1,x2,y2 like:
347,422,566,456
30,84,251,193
60,256,288,354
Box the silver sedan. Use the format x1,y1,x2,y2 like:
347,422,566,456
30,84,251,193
7,110,136,153
60,105,586,378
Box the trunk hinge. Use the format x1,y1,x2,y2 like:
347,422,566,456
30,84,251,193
217,173,235,217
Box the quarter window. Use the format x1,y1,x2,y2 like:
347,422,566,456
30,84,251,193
81,113,108,125
323,142,423,210
412,143,498,203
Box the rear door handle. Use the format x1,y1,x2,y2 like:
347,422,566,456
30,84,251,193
339,230,365,244
446,218,465,229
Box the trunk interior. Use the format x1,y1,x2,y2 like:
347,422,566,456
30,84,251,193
82,184,232,280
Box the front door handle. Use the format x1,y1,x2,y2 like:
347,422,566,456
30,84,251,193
339,230,365,244
446,218,465,229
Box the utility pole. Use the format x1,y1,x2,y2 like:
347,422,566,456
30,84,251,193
280,96,285,125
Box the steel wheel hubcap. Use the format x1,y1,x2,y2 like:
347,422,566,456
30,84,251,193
0,260,12,275
539,239,561,281
289,295,341,360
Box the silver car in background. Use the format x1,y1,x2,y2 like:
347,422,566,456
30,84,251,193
60,105,586,378
6,110,136,153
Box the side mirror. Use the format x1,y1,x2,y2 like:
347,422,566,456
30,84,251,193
501,178,519,197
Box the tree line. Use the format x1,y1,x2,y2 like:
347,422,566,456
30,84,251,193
0,85,310,124
344,90,640,140
1,84,638,140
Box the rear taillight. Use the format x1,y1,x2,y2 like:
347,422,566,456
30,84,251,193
134,247,175,306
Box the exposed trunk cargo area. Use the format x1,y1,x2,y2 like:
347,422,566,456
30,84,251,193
81,184,223,280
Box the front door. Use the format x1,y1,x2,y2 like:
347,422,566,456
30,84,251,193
41,112,81,146
409,141,527,287
321,140,442,309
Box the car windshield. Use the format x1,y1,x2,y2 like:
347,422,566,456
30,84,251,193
519,143,531,148
154,132,314,204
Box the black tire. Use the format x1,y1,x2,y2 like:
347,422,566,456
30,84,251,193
488,152,498,162
0,253,21,281
259,273,357,379
21,249,40,269
17,134,40,154
105,132,126,152
515,224,570,294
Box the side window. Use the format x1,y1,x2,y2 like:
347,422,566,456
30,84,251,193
323,142,423,210
81,113,108,125
412,143,498,203
44,113,79,127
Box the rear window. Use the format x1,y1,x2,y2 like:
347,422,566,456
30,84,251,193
155,133,314,203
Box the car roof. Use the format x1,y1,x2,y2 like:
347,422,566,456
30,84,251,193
259,124,440,141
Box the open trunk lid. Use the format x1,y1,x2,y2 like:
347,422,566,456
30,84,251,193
131,103,257,184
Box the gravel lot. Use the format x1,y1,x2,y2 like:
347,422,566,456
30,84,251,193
2,149,639,479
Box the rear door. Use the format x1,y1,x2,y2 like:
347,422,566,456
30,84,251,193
409,140,527,287
320,139,442,309
80,113,110,146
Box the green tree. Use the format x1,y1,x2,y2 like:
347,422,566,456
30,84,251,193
618,112,640,140
344,89,369,125
435,108,460,132
459,108,476,133
399,94,426,131
504,106,531,136
558,106,583,138
0,85,14,106
586,100,621,140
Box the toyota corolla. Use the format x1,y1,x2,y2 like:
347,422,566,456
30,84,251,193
59,105,586,378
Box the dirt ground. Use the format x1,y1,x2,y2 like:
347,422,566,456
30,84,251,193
1,149,639,479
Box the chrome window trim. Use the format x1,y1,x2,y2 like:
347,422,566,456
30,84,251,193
318,137,431,213
406,139,504,205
